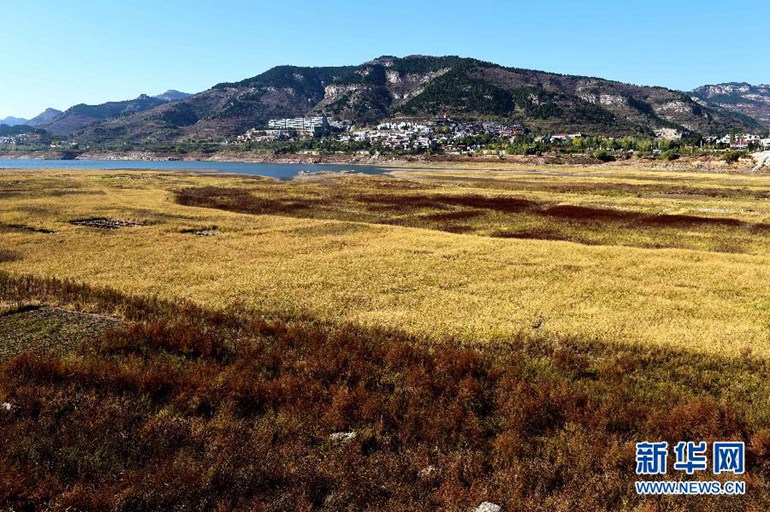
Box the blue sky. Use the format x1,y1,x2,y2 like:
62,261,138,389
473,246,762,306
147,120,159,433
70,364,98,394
1,0,768,118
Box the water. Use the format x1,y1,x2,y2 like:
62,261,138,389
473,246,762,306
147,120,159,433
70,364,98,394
0,159,388,180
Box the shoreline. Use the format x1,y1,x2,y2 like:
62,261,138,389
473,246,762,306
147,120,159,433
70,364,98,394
0,149,763,173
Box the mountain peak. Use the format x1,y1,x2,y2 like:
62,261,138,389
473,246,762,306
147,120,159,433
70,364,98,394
27,108,63,127
153,90,192,102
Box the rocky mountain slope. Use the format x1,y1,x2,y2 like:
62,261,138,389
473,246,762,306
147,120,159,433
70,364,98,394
37,91,192,136
75,66,356,144
691,83,770,129
38,95,173,135
72,56,755,144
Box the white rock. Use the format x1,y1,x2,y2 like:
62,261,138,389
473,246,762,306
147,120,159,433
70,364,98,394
329,431,357,444
1,402,13,412
752,151,770,172
418,465,437,478
474,502,502,512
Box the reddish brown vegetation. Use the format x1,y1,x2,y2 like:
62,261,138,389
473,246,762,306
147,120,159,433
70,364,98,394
1,272,768,511
174,186,768,241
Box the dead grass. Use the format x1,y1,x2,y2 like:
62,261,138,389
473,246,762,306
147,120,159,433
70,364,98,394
0,273,768,511
2,169,770,359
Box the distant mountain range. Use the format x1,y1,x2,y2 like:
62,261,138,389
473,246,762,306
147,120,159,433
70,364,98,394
3,58,769,145
0,91,192,136
691,83,770,129
0,116,29,127
70,56,761,144
34,91,193,135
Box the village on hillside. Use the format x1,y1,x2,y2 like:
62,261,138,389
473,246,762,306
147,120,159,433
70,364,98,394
235,115,770,156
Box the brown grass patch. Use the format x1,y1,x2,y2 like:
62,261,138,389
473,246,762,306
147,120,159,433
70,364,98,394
0,272,768,510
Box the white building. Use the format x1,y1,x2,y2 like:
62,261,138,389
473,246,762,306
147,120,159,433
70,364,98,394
267,116,329,137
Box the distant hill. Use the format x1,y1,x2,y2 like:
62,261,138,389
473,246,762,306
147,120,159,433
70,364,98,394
76,66,356,144
691,83,770,129
37,91,193,136
71,56,755,144
0,116,28,127
27,108,63,127
38,95,170,135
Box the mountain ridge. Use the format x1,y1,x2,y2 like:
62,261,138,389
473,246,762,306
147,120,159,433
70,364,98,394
37,91,192,136
6,63,767,145
39,56,766,144
691,82,770,129
27,108,63,127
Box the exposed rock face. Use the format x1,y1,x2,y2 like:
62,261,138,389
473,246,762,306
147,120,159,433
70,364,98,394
654,127,683,140
752,151,770,172
599,94,626,107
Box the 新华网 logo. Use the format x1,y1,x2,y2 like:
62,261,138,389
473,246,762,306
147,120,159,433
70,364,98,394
634,441,746,496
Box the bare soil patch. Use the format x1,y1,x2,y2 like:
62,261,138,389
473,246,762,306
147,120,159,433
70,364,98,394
69,217,148,229
180,227,221,236
0,222,55,234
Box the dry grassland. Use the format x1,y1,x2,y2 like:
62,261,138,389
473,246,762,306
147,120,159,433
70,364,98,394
2,167,770,357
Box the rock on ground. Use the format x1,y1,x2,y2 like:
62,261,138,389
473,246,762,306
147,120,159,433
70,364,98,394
752,151,770,172
329,431,357,444
473,502,502,512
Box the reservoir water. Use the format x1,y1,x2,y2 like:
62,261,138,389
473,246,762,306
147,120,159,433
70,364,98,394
0,159,388,180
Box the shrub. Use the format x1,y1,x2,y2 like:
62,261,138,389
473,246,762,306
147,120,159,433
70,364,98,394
722,150,748,163
592,150,615,162
660,149,680,161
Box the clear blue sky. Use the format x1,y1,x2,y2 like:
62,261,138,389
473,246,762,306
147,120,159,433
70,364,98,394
1,0,768,119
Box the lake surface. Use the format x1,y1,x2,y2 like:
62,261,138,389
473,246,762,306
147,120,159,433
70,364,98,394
0,159,388,180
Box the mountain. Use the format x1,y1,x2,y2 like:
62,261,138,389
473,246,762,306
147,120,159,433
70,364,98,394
37,92,193,136
27,108,63,127
38,95,170,135
0,116,28,126
318,56,745,136
76,66,356,144
153,90,192,102
691,83,770,129
72,56,755,144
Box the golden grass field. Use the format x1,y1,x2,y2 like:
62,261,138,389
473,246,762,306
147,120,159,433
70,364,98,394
3,165,770,358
